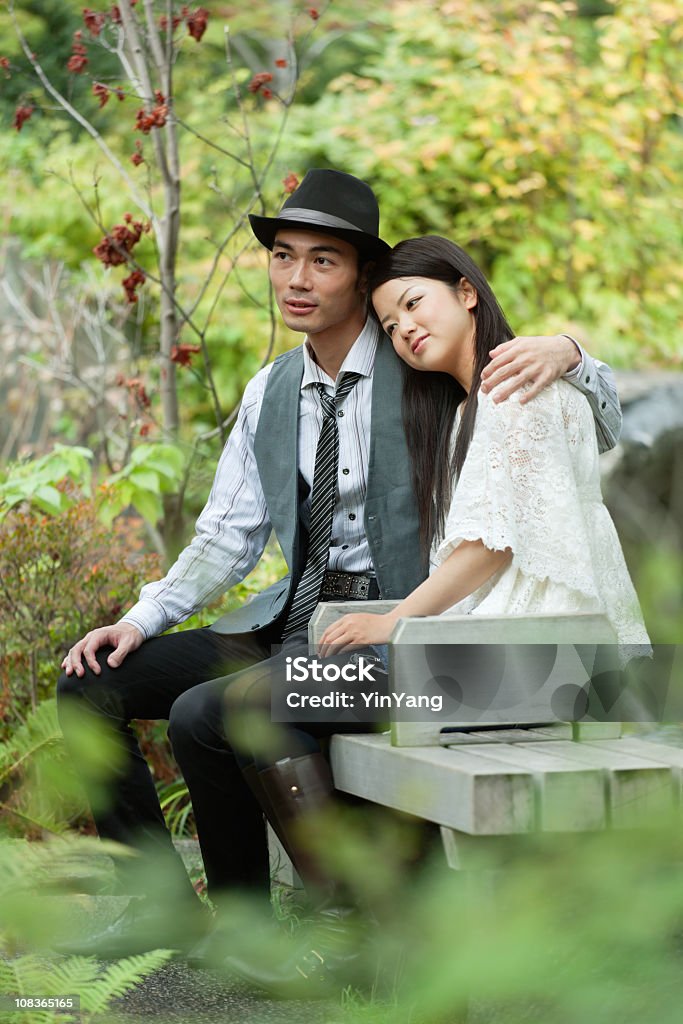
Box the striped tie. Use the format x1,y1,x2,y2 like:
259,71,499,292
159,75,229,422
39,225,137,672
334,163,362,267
282,371,362,639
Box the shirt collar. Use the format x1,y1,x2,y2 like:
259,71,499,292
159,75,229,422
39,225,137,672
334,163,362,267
301,317,381,390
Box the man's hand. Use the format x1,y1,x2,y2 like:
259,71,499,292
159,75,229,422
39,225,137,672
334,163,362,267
480,335,581,404
61,622,144,678
319,612,396,658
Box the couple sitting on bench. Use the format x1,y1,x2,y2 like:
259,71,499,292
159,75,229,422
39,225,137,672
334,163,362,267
56,169,648,995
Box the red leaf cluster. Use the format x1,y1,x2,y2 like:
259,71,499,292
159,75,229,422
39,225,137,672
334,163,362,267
282,172,300,194
308,7,320,19
158,6,208,41
135,90,168,133
83,8,106,36
0,56,11,77
248,72,273,94
131,140,144,166
275,58,288,68
186,7,209,42
92,82,110,108
93,213,149,267
67,31,89,74
170,343,201,367
159,14,182,32
122,376,151,408
122,268,146,303
13,105,34,131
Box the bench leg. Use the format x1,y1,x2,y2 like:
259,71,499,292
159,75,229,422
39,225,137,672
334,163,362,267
439,826,515,872
267,822,303,891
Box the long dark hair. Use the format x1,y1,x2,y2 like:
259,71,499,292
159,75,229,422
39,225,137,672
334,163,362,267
368,236,514,552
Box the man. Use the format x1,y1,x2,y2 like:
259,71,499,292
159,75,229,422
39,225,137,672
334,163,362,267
57,170,620,983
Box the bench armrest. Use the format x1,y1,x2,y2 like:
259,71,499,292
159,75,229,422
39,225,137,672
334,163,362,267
309,604,618,746
308,601,400,646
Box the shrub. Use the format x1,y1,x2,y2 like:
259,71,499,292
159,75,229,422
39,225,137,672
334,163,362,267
0,498,160,739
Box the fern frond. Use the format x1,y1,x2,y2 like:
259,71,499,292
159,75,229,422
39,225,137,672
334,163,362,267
0,954,86,1023
0,802,68,837
80,949,174,1013
0,700,63,785
30,955,106,996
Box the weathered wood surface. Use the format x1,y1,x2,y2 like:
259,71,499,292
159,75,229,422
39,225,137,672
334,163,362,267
389,613,616,745
310,603,618,747
309,601,399,645
389,612,616,645
329,733,535,835
447,740,606,832
516,738,675,827
331,733,679,836
440,724,622,745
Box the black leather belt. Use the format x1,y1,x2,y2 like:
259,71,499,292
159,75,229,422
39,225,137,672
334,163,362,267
320,571,380,601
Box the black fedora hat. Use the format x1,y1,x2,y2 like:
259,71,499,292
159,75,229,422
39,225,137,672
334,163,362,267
249,169,390,260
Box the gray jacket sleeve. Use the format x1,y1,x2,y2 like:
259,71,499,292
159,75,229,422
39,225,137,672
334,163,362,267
563,339,622,453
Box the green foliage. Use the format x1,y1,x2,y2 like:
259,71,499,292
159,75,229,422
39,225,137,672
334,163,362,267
0,497,160,735
99,443,186,528
288,0,683,366
156,777,194,839
0,945,174,1023
0,442,186,528
0,2,83,123
0,699,69,837
3,723,683,1023
0,446,93,517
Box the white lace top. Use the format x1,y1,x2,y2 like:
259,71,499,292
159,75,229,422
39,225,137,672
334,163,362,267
431,380,650,659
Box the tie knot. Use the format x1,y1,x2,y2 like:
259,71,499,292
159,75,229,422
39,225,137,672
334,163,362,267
315,372,361,419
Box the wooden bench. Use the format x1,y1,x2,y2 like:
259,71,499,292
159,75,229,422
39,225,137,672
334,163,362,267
268,605,680,882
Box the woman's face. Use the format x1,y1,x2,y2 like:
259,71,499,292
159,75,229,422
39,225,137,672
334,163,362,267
372,276,477,384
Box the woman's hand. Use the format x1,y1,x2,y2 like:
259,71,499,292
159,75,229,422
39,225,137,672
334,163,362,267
319,612,397,657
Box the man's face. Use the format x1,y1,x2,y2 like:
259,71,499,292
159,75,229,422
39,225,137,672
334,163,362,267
269,229,366,343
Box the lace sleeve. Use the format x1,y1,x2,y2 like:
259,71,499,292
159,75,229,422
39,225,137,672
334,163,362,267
433,381,602,602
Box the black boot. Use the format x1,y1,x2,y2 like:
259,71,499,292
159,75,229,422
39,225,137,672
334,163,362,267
222,905,374,999
256,752,336,893
220,753,375,996
186,760,299,970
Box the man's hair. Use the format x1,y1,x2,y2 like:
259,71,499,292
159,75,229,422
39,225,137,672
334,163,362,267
368,236,514,551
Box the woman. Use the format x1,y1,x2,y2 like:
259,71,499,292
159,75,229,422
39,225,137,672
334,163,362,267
319,236,650,660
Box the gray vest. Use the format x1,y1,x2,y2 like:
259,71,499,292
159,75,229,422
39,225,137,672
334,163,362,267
210,336,426,635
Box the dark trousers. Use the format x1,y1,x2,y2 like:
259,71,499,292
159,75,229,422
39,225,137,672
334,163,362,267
56,626,378,901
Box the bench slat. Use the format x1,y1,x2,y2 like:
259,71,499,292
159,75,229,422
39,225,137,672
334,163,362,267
526,739,674,826
586,736,683,803
330,733,535,835
445,741,606,832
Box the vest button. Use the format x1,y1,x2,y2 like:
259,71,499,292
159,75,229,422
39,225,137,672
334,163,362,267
348,513,356,521
337,410,344,418
342,468,350,475
251,624,260,630
585,375,591,384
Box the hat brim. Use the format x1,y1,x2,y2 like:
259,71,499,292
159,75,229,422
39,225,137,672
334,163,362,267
249,213,391,260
